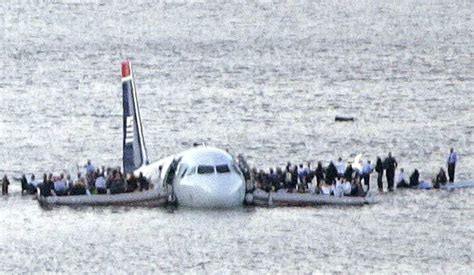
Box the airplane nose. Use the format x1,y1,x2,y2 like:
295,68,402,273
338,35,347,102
199,177,245,207
175,174,245,208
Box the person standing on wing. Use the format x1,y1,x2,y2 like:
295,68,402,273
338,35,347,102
383,152,398,192
447,148,459,183
2,175,10,195
375,157,384,192
361,160,373,191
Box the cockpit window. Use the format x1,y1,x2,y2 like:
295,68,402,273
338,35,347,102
186,166,196,176
197,165,215,174
180,168,187,178
216,164,230,173
177,164,188,179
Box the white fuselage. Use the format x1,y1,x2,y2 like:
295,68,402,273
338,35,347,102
135,146,246,208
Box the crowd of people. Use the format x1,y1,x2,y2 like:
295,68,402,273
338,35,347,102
2,160,151,197
252,158,370,197
0,148,461,198
251,148,460,197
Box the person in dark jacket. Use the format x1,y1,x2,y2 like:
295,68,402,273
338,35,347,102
344,164,353,182
261,170,272,192
40,173,54,197
325,161,337,185
254,169,262,189
2,175,10,195
396,168,409,188
350,180,359,196
409,169,420,187
306,162,314,184
268,168,275,191
138,172,149,191
273,167,284,191
70,180,87,196
20,174,28,194
289,165,298,192
315,161,325,189
126,173,138,192
434,168,448,189
383,152,398,192
285,162,291,173
110,170,125,194
166,159,179,186
277,167,286,190
375,157,384,192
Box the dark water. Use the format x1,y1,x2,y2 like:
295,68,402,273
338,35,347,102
0,1,473,273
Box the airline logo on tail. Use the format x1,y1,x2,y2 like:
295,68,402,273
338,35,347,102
125,116,134,144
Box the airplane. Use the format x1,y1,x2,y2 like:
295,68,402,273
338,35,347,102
121,60,246,208
36,63,374,208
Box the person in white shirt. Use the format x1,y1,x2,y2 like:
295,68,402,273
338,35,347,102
333,177,344,197
342,179,352,195
308,174,316,194
65,174,73,191
29,174,39,191
320,181,331,195
360,160,374,191
396,168,409,188
335,157,346,177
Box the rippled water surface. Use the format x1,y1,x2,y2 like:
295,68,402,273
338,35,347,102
0,0,473,273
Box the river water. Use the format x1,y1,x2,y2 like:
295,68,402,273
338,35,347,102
0,0,473,273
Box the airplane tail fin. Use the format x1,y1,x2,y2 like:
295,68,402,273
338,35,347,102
121,60,149,174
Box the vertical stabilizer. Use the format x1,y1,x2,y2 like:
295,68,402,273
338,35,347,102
121,60,148,174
